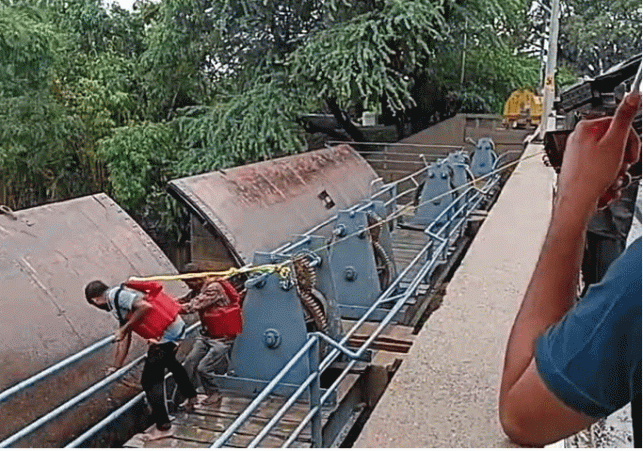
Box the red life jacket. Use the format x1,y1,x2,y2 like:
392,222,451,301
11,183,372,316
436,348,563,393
123,280,181,340
199,280,243,338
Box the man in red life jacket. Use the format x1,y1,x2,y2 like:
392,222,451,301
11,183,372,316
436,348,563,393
178,263,242,406
85,279,198,441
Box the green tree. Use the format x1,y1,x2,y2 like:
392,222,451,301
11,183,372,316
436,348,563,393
429,0,541,115
558,0,641,76
99,122,178,211
2,0,611,248
0,5,81,207
290,1,446,113
175,76,308,174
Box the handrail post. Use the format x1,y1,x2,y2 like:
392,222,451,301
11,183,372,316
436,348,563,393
308,339,322,448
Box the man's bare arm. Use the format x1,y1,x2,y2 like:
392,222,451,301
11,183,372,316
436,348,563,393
498,192,594,445
499,92,642,445
112,330,132,369
115,297,152,341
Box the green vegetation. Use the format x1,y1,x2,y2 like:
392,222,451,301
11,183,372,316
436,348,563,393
0,0,640,242
558,0,641,77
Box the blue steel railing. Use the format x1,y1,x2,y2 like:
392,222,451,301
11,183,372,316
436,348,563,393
0,336,115,407
0,322,201,448
211,169,501,448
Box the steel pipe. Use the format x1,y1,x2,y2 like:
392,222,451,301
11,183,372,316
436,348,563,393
281,359,358,448
65,392,145,448
6,322,201,448
210,336,318,448
0,336,115,406
247,371,318,448
0,355,145,448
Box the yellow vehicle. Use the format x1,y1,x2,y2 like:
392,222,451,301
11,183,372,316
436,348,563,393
503,89,542,128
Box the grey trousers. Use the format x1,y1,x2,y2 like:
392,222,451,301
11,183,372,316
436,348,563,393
183,334,232,395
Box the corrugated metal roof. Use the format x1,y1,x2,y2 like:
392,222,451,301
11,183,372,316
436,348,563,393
168,145,380,263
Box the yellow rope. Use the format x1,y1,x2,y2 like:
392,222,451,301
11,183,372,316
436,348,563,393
128,263,291,283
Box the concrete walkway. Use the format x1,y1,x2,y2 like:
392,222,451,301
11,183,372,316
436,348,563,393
355,144,555,448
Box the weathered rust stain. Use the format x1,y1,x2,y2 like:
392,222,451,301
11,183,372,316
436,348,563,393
0,193,183,446
223,146,357,207
167,145,379,263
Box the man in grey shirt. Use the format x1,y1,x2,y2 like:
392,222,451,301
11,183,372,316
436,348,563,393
85,280,197,441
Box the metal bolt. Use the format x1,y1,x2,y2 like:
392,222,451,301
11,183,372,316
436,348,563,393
246,276,266,289
428,172,435,179
264,329,281,349
344,266,357,281
309,254,322,268
280,276,292,291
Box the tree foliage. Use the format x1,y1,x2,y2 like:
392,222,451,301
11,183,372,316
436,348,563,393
558,0,641,76
1,0,637,247
99,122,178,211
290,0,446,113
176,76,307,174
0,5,81,206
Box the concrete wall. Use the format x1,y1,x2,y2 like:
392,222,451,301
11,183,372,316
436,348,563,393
355,145,555,447
362,114,531,183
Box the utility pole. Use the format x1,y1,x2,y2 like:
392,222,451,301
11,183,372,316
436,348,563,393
460,19,468,87
540,0,560,140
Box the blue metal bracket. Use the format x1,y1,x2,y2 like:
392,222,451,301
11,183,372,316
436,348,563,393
445,151,472,234
470,138,497,178
276,235,344,344
446,151,471,201
371,182,398,228
329,210,382,320
226,252,310,396
407,162,453,227
361,200,398,282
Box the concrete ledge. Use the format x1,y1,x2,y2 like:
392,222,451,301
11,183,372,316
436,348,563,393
355,145,555,448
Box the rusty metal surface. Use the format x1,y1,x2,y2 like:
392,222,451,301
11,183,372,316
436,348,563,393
168,145,380,263
0,193,185,445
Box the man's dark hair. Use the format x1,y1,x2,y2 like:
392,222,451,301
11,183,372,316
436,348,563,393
85,280,108,303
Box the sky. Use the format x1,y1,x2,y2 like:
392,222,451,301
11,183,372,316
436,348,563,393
109,0,135,11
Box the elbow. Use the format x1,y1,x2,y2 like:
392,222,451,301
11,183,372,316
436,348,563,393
499,399,547,447
499,406,528,446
